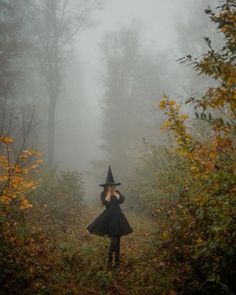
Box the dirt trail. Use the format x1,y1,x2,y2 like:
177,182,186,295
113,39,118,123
76,202,156,294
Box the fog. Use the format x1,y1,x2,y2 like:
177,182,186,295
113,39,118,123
1,0,222,200
55,0,218,198
1,1,234,291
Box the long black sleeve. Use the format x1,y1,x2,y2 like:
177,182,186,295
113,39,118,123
101,192,110,207
117,191,125,204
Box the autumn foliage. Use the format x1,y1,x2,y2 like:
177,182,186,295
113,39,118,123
126,1,235,294
0,1,235,294
130,1,236,293
0,135,42,212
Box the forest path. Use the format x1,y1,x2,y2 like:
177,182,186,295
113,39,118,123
73,202,157,294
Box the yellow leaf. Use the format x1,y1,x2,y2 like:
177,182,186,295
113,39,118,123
0,136,14,144
20,199,33,209
0,195,11,204
167,100,176,106
159,100,166,110
179,114,189,120
0,175,8,182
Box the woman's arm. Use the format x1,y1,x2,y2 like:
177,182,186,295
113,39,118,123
114,190,125,204
101,191,110,206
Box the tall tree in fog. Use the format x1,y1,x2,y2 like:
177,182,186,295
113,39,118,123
100,22,164,177
100,23,141,175
0,0,33,142
177,0,222,57
0,0,40,157
0,1,25,99
30,0,101,167
175,0,224,138
175,0,223,98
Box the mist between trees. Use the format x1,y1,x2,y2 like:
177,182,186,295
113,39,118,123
0,0,235,294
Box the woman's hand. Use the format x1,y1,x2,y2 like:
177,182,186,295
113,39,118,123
105,191,111,202
113,190,120,199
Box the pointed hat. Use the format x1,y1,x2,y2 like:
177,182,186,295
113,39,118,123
99,165,121,187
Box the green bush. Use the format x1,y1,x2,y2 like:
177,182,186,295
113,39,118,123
31,168,84,227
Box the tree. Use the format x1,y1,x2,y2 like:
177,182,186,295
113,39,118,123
157,0,236,292
100,22,141,175
99,21,165,179
30,0,102,167
175,0,224,100
0,0,26,98
0,1,43,213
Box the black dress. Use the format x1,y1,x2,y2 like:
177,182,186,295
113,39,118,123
87,191,133,237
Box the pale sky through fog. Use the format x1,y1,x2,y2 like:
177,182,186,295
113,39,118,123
74,0,191,121
73,0,198,123
53,0,217,197
73,0,189,150
63,0,192,191
78,0,189,56
77,0,189,79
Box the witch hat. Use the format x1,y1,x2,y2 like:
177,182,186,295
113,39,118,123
99,165,121,187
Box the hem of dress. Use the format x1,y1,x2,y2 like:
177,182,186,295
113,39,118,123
87,230,133,237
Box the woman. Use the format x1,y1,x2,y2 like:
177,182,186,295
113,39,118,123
87,165,133,269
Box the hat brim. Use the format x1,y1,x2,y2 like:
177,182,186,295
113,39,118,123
99,182,121,187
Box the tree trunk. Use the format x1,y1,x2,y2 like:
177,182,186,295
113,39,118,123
47,99,57,168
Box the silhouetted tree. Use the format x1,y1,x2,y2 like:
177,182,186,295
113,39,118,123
30,0,102,167
0,1,26,98
100,21,165,178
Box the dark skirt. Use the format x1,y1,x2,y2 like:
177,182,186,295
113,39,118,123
87,207,133,237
